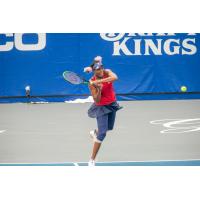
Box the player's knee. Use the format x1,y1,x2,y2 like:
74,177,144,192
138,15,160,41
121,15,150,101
97,132,106,142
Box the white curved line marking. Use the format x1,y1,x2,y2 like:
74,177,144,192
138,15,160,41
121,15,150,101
0,130,6,134
150,118,200,134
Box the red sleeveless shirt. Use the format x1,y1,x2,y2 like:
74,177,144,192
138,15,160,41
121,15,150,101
91,71,116,106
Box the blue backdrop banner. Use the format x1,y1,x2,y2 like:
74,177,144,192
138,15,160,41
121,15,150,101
0,33,200,103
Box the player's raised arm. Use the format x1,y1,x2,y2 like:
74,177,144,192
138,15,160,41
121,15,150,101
104,69,118,82
88,82,101,103
90,69,118,85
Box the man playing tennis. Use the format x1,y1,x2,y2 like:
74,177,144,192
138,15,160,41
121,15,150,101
84,56,122,166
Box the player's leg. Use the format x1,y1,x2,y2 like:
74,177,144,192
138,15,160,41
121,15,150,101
90,114,108,162
89,129,98,139
108,111,116,131
90,142,101,164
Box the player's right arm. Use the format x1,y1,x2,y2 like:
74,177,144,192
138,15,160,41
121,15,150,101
89,82,101,103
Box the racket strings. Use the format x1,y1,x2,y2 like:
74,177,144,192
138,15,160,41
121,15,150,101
63,71,82,84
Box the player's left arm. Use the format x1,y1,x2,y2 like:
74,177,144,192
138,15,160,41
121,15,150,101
93,69,118,84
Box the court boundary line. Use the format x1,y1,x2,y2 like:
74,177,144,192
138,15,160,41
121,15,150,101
1,158,200,166
76,158,200,164
73,163,79,166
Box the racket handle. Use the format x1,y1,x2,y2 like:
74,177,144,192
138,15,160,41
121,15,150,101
88,80,93,85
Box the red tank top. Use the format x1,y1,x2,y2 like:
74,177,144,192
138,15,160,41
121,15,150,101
91,71,116,106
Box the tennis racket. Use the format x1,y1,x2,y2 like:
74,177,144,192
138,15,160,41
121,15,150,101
63,71,89,85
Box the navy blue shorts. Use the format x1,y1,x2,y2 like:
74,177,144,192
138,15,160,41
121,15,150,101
88,101,122,142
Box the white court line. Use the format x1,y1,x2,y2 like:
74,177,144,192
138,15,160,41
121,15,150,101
0,130,6,134
150,118,200,134
76,158,200,164
0,158,200,166
73,163,79,166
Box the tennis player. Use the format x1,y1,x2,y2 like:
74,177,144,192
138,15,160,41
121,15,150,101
84,56,122,166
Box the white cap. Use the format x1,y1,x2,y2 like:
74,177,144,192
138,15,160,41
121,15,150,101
94,56,102,63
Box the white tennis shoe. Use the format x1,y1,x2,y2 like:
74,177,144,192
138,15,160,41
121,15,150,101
88,159,95,166
89,129,98,140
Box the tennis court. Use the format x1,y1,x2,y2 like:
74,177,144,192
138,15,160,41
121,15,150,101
1,99,200,166
1,33,200,166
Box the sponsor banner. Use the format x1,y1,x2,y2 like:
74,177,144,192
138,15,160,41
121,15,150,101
0,33,200,102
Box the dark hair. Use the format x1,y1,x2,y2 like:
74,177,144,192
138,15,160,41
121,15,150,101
91,62,103,71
